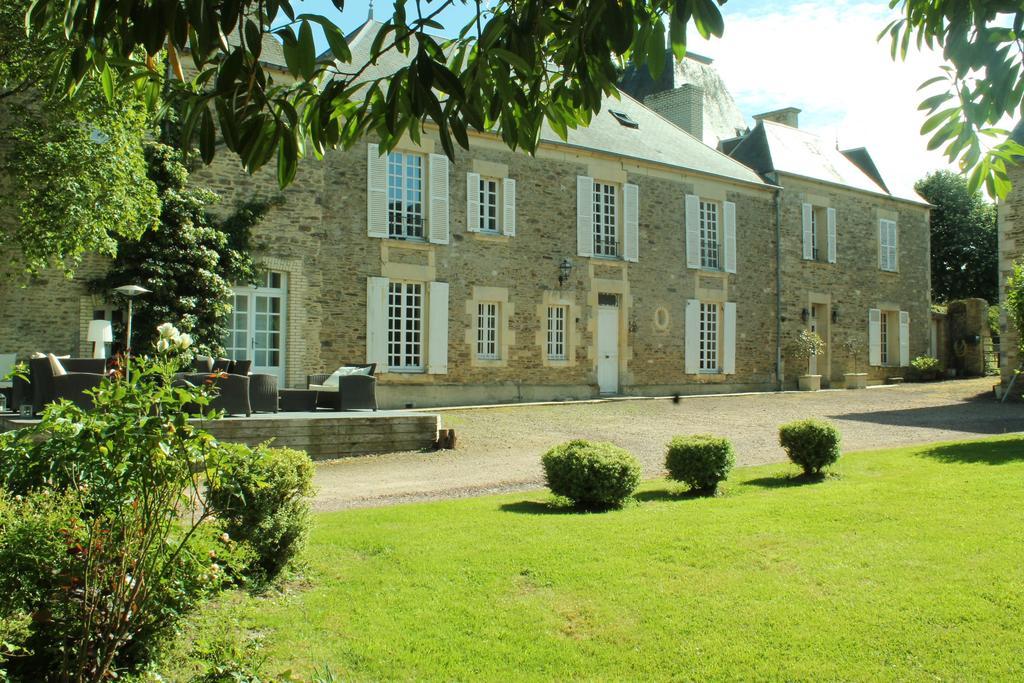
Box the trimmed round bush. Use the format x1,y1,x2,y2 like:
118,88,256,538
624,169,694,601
778,419,841,475
206,445,316,583
664,435,735,493
541,440,641,508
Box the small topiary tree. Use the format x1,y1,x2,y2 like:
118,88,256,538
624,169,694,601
541,440,641,508
664,435,735,495
789,329,826,375
207,445,316,585
778,419,842,476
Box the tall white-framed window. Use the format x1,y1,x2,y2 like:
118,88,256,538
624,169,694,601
810,209,820,261
593,182,618,257
547,305,568,360
387,281,423,371
478,177,500,233
387,152,424,239
879,219,898,271
880,311,889,365
476,302,499,360
699,302,720,372
700,200,720,269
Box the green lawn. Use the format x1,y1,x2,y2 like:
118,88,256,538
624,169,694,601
177,437,1024,680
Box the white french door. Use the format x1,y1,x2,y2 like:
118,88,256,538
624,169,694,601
227,271,287,382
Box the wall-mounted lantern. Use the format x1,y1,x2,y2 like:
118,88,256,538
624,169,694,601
558,258,573,288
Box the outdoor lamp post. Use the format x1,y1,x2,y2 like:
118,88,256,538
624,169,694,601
558,258,573,288
113,284,150,380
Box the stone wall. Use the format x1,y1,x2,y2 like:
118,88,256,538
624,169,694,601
999,161,1024,386
774,174,931,386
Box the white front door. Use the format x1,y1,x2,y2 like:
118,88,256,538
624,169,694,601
227,272,287,382
597,303,619,394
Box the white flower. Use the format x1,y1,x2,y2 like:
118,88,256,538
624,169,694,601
175,333,193,350
156,338,171,352
157,322,178,339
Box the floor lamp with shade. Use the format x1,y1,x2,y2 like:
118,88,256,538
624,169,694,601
87,319,113,359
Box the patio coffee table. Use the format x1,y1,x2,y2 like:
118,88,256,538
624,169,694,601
278,388,318,412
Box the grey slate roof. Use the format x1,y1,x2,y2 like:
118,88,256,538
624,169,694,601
335,21,767,188
729,119,927,205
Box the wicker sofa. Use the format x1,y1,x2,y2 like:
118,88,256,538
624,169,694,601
27,356,107,414
307,363,377,411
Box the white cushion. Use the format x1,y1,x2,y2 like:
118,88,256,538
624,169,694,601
308,383,332,392
47,353,68,377
321,365,369,388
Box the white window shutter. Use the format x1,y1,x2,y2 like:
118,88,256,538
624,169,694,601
801,203,813,260
577,176,594,257
366,144,388,239
892,222,899,271
466,172,480,233
723,200,737,274
869,308,882,366
502,177,516,237
366,277,389,368
826,207,837,263
899,311,910,366
685,194,700,269
685,299,700,374
428,153,449,244
723,301,737,374
878,220,885,269
427,281,449,374
623,183,639,262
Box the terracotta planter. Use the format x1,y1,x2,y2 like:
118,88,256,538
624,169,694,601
798,374,822,391
844,373,868,390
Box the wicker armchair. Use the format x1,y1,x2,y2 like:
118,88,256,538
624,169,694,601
183,373,252,417
248,373,279,413
307,364,377,411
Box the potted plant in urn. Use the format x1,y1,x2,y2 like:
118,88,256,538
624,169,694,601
840,337,868,389
791,329,826,391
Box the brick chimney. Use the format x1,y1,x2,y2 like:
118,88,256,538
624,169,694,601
643,83,704,140
753,107,801,128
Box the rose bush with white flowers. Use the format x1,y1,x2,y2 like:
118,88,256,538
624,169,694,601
0,324,311,681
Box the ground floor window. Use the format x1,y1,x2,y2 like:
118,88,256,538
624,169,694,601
880,311,890,366
388,281,423,370
699,302,719,372
476,302,499,360
547,306,567,360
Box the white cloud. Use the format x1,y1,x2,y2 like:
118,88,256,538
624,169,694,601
688,0,957,192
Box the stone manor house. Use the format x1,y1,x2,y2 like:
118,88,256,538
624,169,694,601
0,21,932,409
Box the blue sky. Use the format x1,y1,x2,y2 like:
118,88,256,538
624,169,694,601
289,0,958,189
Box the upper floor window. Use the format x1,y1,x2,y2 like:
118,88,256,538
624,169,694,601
476,302,499,360
879,219,898,271
593,182,618,257
810,208,820,260
478,177,500,233
700,200,720,269
387,152,424,239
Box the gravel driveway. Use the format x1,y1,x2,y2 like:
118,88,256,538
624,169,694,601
313,378,1022,511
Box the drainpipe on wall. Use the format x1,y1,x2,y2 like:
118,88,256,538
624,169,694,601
774,182,784,392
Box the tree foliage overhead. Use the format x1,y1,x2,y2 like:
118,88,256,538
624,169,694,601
0,0,160,274
90,143,272,355
884,0,1024,198
915,169,997,305
22,0,729,189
